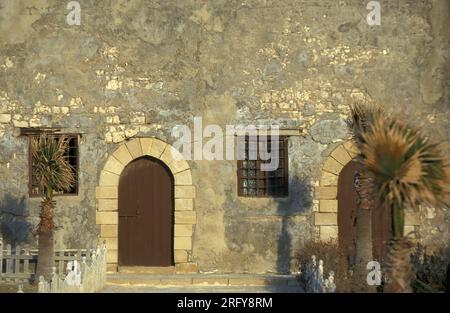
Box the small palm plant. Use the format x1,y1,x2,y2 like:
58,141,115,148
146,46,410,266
31,134,75,282
349,105,449,292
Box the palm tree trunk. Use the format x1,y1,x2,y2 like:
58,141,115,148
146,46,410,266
384,202,414,293
35,229,54,282
35,187,55,283
392,201,405,238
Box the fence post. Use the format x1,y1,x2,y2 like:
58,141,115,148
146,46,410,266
50,267,58,293
6,243,11,279
15,245,21,281
81,256,87,292
58,251,64,275
24,249,29,277
102,241,107,287
38,276,47,293
318,259,324,292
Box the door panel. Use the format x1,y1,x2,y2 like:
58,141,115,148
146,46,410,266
338,160,360,266
118,156,174,266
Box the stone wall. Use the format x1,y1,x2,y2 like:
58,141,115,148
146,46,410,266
0,0,448,273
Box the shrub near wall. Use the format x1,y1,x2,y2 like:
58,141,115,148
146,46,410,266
295,240,369,293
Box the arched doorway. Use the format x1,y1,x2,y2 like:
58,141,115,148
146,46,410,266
118,156,174,266
96,138,197,272
316,140,418,267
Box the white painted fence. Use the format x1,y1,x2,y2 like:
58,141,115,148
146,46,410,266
299,255,336,293
0,236,102,283
38,242,107,293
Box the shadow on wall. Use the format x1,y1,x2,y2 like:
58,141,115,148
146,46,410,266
221,175,313,274
0,193,33,245
274,175,313,274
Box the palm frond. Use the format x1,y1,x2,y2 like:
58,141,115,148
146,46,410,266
360,116,450,219
31,134,76,197
347,102,384,149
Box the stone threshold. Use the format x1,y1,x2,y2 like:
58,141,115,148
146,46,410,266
107,273,300,287
118,266,176,274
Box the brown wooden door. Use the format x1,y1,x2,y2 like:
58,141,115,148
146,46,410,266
337,160,361,266
118,156,174,266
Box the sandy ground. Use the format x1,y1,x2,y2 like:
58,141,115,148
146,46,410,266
0,283,38,293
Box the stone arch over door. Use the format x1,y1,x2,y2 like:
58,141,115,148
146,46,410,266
314,140,420,243
95,138,197,273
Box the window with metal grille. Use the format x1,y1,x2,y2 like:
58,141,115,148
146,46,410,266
28,135,79,197
237,136,288,197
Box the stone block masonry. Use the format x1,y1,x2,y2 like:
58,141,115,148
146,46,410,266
0,0,448,274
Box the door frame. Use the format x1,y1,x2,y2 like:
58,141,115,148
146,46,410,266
95,137,197,273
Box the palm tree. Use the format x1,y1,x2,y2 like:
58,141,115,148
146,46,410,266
355,114,449,292
31,134,75,282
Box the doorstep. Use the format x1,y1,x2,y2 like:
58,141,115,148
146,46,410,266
107,273,300,287
118,266,176,275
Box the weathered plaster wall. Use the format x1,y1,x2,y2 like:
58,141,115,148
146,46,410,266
0,0,448,273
